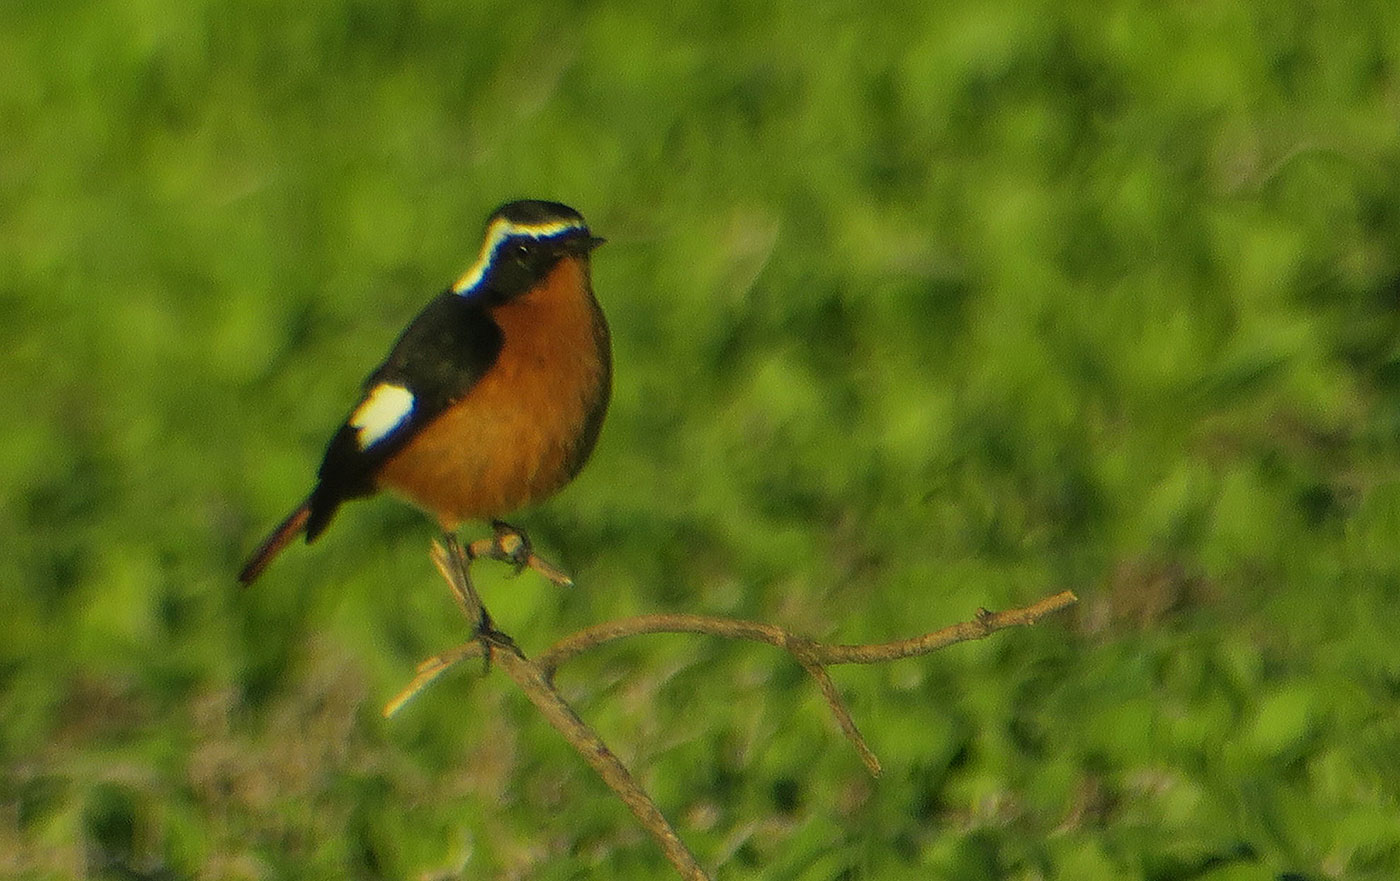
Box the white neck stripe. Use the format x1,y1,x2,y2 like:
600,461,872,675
452,218,587,295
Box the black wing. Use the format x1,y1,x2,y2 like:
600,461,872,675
305,291,504,539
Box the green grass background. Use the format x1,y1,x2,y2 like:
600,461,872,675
5,0,1400,878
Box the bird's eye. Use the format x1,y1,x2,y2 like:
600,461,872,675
513,243,531,262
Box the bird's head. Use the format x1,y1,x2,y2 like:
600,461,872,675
452,200,605,302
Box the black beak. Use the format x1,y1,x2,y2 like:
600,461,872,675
562,233,606,256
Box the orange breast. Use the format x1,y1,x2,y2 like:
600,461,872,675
373,256,610,529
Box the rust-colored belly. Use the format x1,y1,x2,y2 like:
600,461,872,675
374,257,610,529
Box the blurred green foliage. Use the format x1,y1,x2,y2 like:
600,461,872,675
4,0,1400,877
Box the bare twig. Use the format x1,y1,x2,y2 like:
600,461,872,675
490,648,708,880
425,540,709,881
386,541,1078,879
533,591,1079,673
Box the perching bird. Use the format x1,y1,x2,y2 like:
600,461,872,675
238,199,610,587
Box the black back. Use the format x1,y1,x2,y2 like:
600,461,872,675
305,292,503,538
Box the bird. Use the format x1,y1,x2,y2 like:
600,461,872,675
238,199,611,594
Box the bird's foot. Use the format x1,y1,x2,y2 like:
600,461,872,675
471,606,521,670
468,520,574,588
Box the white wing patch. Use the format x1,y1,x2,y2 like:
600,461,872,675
350,383,415,449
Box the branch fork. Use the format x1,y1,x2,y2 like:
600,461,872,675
386,537,1078,880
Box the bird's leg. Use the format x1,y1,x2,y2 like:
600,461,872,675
441,531,516,668
441,531,489,627
466,520,574,588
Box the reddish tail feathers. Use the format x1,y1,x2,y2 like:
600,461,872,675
238,502,311,585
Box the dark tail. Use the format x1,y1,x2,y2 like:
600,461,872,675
238,501,312,586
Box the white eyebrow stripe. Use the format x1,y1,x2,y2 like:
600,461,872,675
350,383,415,449
451,217,588,295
